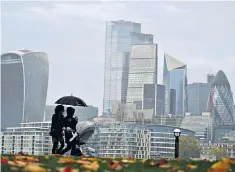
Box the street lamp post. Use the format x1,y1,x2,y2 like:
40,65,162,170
173,129,181,159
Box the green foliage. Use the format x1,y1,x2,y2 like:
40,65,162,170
208,145,227,160
179,136,200,159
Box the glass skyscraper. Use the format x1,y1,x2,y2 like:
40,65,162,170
163,53,187,116
207,70,235,126
187,83,210,115
103,21,153,114
126,44,158,110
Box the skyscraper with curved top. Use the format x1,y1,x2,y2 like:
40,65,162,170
1,50,49,129
207,70,235,126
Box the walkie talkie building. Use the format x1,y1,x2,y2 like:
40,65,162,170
1,50,49,129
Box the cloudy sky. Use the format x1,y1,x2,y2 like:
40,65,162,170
2,1,235,114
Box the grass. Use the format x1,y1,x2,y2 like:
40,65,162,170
1,155,235,172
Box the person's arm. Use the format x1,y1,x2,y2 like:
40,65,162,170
62,117,66,130
63,117,68,128
72,117,78,131
50,115,56,133
74,117,78,125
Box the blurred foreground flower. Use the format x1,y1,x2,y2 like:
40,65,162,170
8,160,27,167
58,157,75,164
24,164,47,172
108,159,124,170
82,160,99,171
1,157,8,165
14,155,38,162
207,158,231,172
187,164,197,169
57,166,79,172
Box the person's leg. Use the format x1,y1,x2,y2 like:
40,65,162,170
73,146,83,156
70,142,77,156
57,139,65,154
52,138,58,154
61,142,72,155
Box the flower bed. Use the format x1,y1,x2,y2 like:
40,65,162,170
1,155,235,172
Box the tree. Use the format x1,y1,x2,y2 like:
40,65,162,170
208,145,227,160
179,136,200,159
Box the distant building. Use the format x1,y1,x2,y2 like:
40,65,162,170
170,89,176,115
156,85,165,115
207,70,235,142
180,112,213,140
147,125,195,158
153,115,183,127
163,54,187,116
1,50,49,129
207,70,235,126
142,84,157,111
86,123,195,159
126,44,158,110
142,84,165,115
111,103,154,124
103,20,153,114
1,122,51,155
207,74,215,85
1,101,98,156
187,83,210,115
200,141,235,159
86,123,151,159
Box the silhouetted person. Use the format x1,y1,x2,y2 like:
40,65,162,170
61,107,78,155
50,105,65,154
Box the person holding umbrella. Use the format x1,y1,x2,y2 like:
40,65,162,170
61,106,78,155
50,105,65,154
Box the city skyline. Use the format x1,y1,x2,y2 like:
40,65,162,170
2,1,235,114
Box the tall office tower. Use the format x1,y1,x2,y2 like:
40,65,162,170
156,84,165,115
142,84,157,112
1,50,49,129
170,89,176,115
126,44,158,110
207,74,215,85
142,84,165,115
187,83,210,115
163,53,187,116
103,20,153,114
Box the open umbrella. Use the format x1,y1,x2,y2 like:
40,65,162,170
55,96,88,107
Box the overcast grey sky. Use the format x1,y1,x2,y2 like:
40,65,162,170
2,1,235,114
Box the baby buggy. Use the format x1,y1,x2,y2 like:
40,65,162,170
62,121,97,157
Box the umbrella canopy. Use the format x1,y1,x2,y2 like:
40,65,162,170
55,96,88,107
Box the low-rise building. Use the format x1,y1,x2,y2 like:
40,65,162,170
1,102,98,156
153,115,183,127
200,140,235,159
1,122,51,155
86,123,151,159
180,112,212,140
147,125,195,158
86,122,195,159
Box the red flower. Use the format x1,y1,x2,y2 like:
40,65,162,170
1,157,8,165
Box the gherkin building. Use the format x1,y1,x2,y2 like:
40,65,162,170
207,70,235,126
